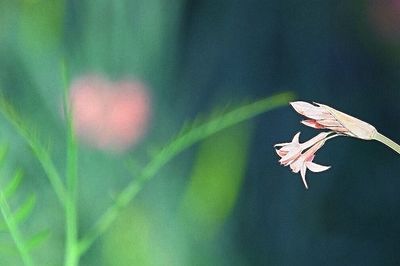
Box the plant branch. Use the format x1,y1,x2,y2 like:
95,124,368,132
78,91,296,255
0,97,66,207
0,190,35,266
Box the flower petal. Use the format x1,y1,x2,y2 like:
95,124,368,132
291,101,332,120
317,119,342,127
300,165,308,189
292,132,301,144
279,148,301,165
301,119,325,129
275,150,287,158
290,158,303,173
274,142,291,147
301,108,332,120
290,101,316,114
275,132,301,147
326,126,350,133
301,132,330,150
306,161,330,172
275,148,287,157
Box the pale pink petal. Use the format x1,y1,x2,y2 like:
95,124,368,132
274,142,291,147
274,132,301,149
279,148,301,165
300,107,332,120
317,119,342,127
275,148,287,157
301,119,325,129
290,101,316,114
291,101,335,120
279,145,295,152
326,126,349,133
290,158,303,173
292,132,301,144
302,139,326,160
301,132,330,150
306,162,331,172
300,165,308,189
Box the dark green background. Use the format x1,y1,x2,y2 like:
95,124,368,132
0,1,399,265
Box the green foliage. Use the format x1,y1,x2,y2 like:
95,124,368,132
0,89,294,265
179,122,252,238
0,145,49,266
0,193,36,232
3,169,23,199
0,94,66,206
78,91,295,255
102,206,153,266
25,230,51,252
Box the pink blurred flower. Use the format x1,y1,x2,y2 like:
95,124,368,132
68,75,151,152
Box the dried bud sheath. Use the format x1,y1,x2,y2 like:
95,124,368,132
316,103,377,140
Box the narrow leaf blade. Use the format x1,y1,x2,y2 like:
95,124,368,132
4,169,23,199
25,229,51,251
11,194,36,226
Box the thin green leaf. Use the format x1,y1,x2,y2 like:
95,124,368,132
0,194,36,231
4,169,23,199
25,229,51,251
11,194,36,226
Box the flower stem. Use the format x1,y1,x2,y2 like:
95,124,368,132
373,132,400,155
64,199,78,266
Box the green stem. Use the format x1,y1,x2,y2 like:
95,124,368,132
64,197,78,266
78,91,295,255
0,191,34,266
64,132,79,266
373,132,400,155
62,61,80,266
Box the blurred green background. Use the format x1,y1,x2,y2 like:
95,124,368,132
1,0,400,265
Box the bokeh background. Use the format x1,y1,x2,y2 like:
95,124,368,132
1,0,400,265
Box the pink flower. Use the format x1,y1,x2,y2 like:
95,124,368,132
275,132,332,189
276,100,400,189
274,132,302,166
68,75,151,152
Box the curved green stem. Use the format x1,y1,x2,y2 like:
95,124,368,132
373,132,400,155
78,91,296,255
63,126,79,266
